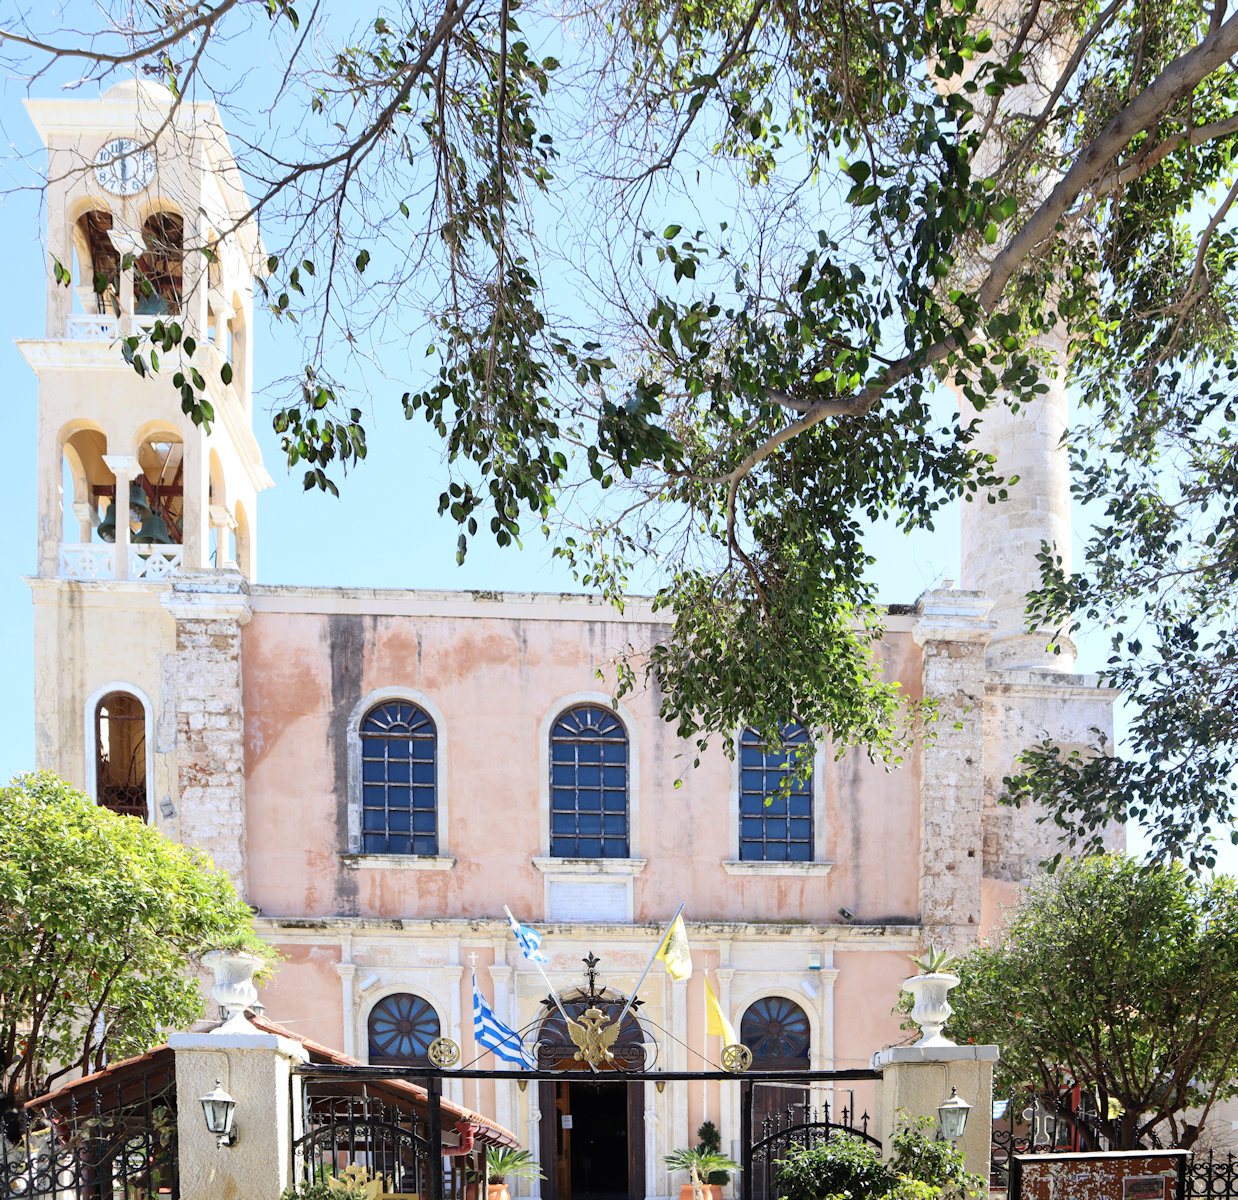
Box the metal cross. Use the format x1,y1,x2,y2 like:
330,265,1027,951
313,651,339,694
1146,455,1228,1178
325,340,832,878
582,951,601,1001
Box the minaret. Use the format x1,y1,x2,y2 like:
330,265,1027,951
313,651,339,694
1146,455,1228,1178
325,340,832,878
958,330,1076,672
19,79,272,889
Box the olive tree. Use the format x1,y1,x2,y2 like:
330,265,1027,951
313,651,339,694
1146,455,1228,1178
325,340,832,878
6,1,1238,851
948,855,1238,1149
0,772,268,1113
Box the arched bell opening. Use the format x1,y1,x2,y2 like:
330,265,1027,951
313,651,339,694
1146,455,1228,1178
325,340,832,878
72,209,120,315
135,211,183,316
133,432,184,545
59,426,111,545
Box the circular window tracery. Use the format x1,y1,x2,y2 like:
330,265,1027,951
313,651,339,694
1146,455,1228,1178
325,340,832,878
368,993,441,1064
741,996,810,1063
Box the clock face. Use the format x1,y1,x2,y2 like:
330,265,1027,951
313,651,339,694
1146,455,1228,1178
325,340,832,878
93,138,155,197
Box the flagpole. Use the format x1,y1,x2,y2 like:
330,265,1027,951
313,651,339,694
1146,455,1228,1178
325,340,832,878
614,901,685,1028
502,905,577,1030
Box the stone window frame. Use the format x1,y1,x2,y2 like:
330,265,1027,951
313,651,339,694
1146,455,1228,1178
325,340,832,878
358,983,452,1067
723,729,833,876
343,686,455,870
83,680,155,824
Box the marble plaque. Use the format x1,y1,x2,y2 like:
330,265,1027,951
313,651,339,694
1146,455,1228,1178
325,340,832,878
546,878,628,922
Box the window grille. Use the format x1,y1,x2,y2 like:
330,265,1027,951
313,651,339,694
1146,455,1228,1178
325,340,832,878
739,724,812,862
550,705,629,857
360,701,437,854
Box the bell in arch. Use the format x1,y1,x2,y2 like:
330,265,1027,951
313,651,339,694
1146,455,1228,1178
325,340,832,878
128,487,152,523
97,502,117,543
135,512,175,544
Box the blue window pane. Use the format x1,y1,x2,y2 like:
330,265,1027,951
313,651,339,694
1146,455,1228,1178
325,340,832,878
578,790,602,811
413,836,437,855
602,742,627,763
602,766,624,788
552,742,574,762
764,796,788,815
604,814,626,834
577,742,602,763
603,790,626,812
363,810,386,831
740,745,763,766
578,838,602,856
363,832,387,852
790,819,811,840
790,796,811,816
578,764,601,786
739,841,760,861
767,818,787,839
388,835,411,855
551,837,570,855
552,764,575,785
386,786,411,808
551,789,576,810
741,818,764,839
603,841,626,857
552,813,575,833
411,740,434,760
766,842,788,861
412,810,435,833
385,759,410,784
362,760,386,782
388,810,411,833
740,795,765,815
579,814,602,835
788,842,811,861
412,761,434,785
741,770,764,792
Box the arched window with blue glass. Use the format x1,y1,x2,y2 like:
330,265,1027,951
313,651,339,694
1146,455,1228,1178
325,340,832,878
739,724,813,862
550,705,629,857
360,701,437,855
367,993,441,1066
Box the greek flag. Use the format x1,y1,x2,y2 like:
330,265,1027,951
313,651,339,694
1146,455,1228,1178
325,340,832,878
506,911,548,963
472,973,535,1068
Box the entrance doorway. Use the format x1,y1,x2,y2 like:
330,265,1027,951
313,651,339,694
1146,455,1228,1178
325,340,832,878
539,1079,641,1200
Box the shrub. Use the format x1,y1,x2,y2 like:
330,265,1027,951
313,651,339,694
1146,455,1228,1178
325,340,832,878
774,1134,897,1200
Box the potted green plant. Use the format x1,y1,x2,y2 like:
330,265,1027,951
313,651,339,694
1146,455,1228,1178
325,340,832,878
663,1146,741,1200
465,1146,545,1200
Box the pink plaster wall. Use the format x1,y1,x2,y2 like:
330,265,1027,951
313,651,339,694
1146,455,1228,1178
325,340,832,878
241,604,924,926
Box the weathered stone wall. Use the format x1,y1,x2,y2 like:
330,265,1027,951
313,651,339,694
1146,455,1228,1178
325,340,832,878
913,590,994,951
162,575,252,890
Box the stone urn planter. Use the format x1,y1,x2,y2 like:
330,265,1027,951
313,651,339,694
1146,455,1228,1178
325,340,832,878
901,971,960,1047
202,949,263,1021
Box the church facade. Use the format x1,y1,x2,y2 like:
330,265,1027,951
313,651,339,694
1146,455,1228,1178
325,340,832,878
20,82,1117,1200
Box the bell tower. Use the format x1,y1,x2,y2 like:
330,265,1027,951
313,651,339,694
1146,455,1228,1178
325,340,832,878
20,79,272,888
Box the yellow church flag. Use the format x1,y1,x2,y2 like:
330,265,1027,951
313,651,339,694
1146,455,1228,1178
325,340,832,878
704,976,736,1045
656,913,693,980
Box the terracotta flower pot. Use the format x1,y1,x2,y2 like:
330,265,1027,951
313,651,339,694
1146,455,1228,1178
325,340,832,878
678,1185,723,1200
465,1184,510,1200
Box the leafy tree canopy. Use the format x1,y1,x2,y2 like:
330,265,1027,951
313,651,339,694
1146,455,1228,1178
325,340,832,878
6,0,1238,857
0,772,270,1112
947,855,1238,1150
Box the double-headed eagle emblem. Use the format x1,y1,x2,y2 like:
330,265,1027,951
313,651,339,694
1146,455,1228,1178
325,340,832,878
566,1005,622,1065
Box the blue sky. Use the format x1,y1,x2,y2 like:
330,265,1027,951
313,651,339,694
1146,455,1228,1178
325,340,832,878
0,31,1227,872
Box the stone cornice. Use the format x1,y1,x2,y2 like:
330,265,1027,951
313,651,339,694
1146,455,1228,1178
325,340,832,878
161,574,253,624
254,915,921,947
912,588,995,646
984,670,1119,704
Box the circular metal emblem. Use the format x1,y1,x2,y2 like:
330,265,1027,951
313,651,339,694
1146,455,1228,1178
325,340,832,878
721,1043,753,1074
93,137,155,196
427,1037,461,1068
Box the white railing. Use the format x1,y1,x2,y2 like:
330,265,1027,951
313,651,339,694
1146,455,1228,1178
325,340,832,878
64,314,120,341
58,543,184,581
129,544,183,579
59,543,116,580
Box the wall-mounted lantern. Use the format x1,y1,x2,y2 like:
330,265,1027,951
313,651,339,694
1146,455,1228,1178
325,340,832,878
199,1080,238,1149
937,1086,971,1141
